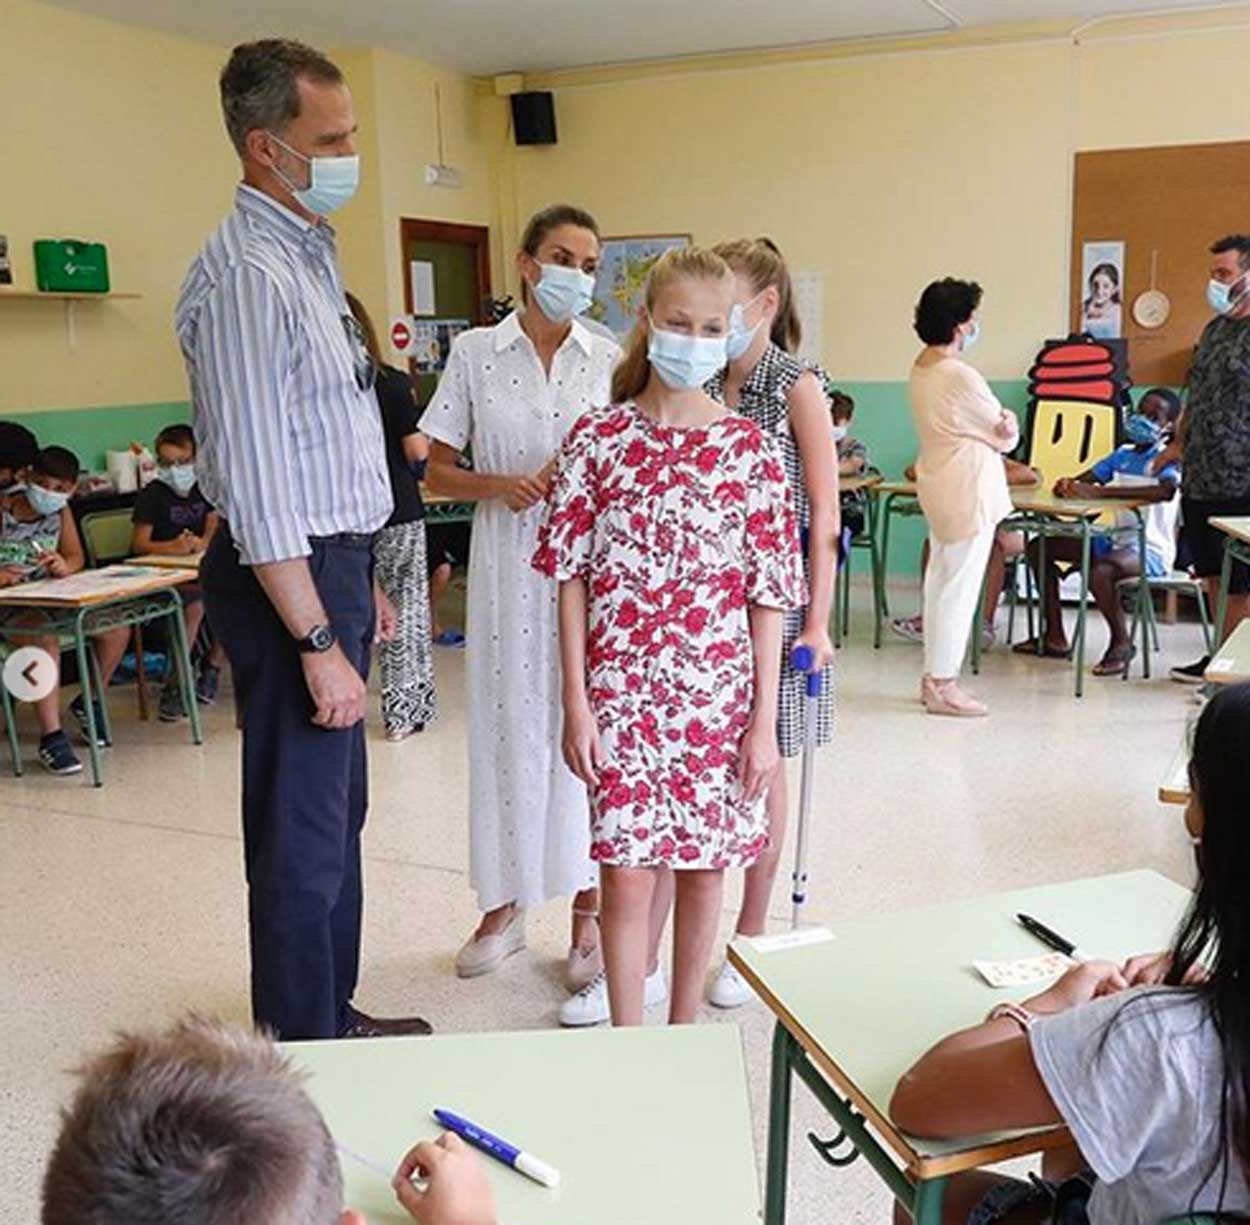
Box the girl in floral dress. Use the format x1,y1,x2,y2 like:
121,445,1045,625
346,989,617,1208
533,248,805,1026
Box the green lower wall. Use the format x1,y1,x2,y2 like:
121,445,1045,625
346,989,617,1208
9,383,1042,577
5,401,190,472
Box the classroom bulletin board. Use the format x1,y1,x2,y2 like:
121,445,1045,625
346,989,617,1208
1070,140,1250,388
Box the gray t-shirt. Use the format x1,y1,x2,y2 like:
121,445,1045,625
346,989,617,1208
1030,988,1249,1225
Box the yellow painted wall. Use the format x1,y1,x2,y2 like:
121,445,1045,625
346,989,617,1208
0,0,236,414
0,1,499,415
330,48,506,341
494,15,1250,382
5,0,1250,414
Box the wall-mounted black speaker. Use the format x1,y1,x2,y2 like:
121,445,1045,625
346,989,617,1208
511,91,557,146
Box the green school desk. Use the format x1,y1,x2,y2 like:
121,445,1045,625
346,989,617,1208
729,869,1191,1225
999,488,1155,698
1208,517,1250,660
1205,618,1250,686
835,472,883,647
1159,739,1190,805
421,489,475,525
0,564,202,785
869,480,922,648
288,1023,760,1225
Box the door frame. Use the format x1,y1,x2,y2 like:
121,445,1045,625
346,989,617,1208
398,218,492,325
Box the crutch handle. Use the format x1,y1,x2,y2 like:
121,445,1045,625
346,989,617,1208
790,645,823,697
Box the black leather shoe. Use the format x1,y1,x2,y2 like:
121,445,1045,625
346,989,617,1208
338,1005,432,1039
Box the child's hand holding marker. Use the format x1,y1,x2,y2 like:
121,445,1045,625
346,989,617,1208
392,1132,500,1225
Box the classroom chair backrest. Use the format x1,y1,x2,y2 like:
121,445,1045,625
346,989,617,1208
80,508,134,568
1026,399,1119,487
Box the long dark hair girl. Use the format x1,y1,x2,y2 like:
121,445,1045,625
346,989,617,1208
1160,683,1250,1202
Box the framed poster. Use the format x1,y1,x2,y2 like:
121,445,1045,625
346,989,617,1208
412,318,469,374
1079,240,1125,340
589,234,691,337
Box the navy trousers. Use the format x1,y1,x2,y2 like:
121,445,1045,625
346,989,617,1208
203,530,374,1040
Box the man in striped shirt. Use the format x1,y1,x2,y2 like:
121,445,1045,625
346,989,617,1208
176,39,428,1040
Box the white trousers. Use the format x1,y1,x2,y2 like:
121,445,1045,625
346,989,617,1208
923,526,996,680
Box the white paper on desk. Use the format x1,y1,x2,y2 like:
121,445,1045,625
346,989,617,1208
741,927,835,954
973,952,1072,988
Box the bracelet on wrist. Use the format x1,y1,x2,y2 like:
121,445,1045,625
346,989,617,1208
985,1002,1036,1032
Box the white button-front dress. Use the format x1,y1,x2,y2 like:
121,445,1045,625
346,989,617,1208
422,312,620,911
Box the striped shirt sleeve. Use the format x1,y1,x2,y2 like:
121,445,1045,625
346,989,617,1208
192,262,310,564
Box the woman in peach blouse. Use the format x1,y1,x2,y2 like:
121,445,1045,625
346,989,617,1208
908,279,1018,717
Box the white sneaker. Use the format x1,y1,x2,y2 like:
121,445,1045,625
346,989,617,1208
454,912,526,979
557,967,668,1027
707,959,756,1009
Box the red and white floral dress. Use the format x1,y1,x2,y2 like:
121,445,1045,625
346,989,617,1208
533,401,805,870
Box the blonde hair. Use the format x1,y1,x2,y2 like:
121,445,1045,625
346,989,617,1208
712,237,801,354
42,1016,342,1225
610,246,733,403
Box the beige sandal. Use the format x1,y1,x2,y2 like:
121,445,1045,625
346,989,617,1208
921,676,988,718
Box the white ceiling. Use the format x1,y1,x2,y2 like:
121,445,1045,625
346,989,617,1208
43,0,1237,75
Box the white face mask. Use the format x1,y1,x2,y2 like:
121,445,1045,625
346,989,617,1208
158,463,197,496
726,291,768,361
268,132,360,216
832,424,849,443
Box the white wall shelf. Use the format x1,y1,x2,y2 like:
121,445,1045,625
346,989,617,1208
0,289,142,348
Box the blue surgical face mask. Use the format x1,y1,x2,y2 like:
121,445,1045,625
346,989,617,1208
647,323,729,390
1124,413,1161,447
27,482,70,516
725,292,767,361
159,463,197,496
269,132,360,216
1207,274,1248,316
531,263,596,322
960,319,982,352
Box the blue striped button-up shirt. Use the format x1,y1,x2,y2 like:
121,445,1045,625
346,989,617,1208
175,184,392,564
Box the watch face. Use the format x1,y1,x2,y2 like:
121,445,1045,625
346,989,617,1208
310,625,334,651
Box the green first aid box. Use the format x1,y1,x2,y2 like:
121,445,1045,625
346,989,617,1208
33,239,110,293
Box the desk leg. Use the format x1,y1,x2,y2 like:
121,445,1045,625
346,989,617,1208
167,601,203,746
1136,513,1152,681
765,1022,795,1225
875,494,896,648
1073,524,1092,699
2,681,22,776
1214,541,1234,654
1035,533,1047,656
912,1175,949,1225
73,621,104,788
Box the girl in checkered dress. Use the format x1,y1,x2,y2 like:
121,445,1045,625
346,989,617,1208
703,238,839,1007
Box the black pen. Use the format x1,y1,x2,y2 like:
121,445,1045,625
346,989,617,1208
1017,913,1090,962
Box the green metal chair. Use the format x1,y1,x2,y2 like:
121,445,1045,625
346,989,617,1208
78,507,153,721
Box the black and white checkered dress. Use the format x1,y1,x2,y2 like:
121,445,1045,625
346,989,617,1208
708,344,835,758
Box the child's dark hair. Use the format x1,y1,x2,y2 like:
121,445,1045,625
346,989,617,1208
1141,387,1182,423
156,424,196,455
1161,683,1250,1201
913,279,982,345
34,446,80,483
830,390,855,421
0,421,38,471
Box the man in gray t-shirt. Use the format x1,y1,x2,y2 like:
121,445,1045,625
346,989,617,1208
1170,235,1250,682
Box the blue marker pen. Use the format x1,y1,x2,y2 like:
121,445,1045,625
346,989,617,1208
432,1108,561,1188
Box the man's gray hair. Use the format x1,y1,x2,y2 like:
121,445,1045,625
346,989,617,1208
219,38,343,156
41,1015,343,1224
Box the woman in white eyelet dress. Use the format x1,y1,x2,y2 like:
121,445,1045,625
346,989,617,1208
422,206,620,989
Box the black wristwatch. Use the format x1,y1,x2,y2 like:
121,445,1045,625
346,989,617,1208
296,623,337,654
